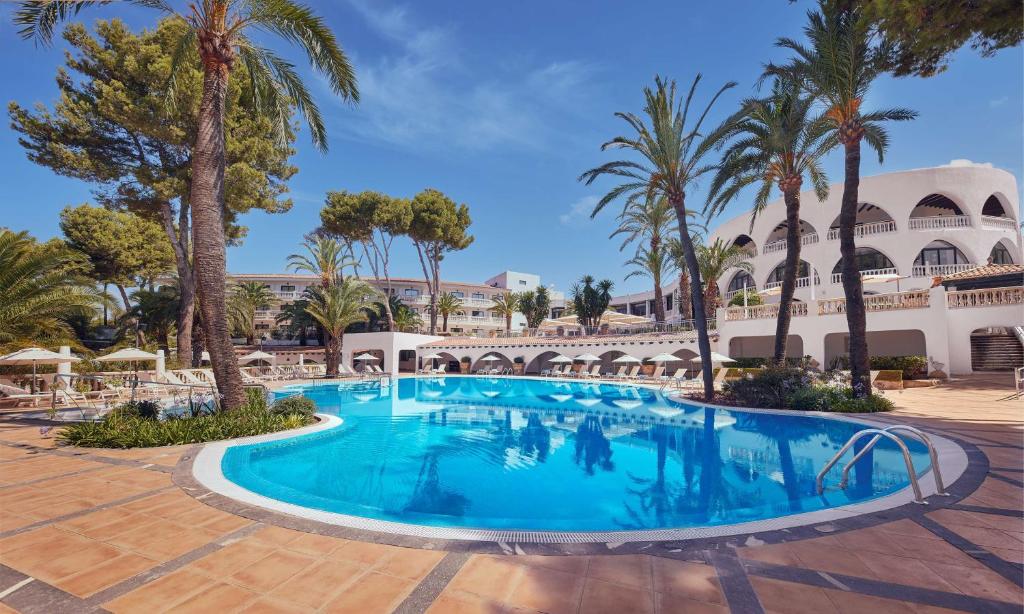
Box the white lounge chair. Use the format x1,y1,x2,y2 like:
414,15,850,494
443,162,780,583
432,364,447,376
623,365,641,380
607,366,626,380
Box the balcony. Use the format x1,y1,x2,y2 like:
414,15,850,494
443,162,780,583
980,215,1018,231
763,276,819,291
254,310,277,319
817,289,930,315
826,220,897,241
947,286,1024,309
908,215,971,231
725,302,808,321
830,267,899,284
762,232,819,255
911,263,975,278
275,291,300,300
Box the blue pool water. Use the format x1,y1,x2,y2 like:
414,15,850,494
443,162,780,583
221,377,929,532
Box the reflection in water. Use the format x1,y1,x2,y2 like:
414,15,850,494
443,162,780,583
519,413,551,462
575,415,614,474
404,451,470,516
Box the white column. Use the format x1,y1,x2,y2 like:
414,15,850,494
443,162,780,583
155,349,166,380
298,353,305,367
57,346,72,380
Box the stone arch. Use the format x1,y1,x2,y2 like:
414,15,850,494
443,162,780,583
471,351,514,373
913,239,973,274
828,202,896,233
764,259,819,287
727,270,757,295
981,194,1012,218
763,219,818,245
910,193,966,218
989,238,1017,265
731,233,757,256
525,350,564,374
829,246,898,276
596,349,627,375
350,348,384,372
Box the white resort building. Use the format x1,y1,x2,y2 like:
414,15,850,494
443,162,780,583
416,163,1023,377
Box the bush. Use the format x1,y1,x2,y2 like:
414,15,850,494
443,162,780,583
115,400,162,420
57,397,316,448
722,366,815,409
727,290,763,307
271,395,316,417
831,355,928,379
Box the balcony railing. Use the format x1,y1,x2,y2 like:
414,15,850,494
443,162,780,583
410,295,495,308
764,275,820,290
254,310,277,319
980,215,1018,231
826,220,897,241
911,263,975,278
818,289,930,315
725,302,808,321
762,232,819,255
947,286,1024,309
908,215,971,230
830,267,899,284
274,291,300,300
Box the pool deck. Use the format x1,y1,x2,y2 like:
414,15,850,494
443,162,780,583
0,374,1020,613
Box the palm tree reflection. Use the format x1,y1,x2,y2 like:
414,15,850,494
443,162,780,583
518,412,551,462
575,415,614,474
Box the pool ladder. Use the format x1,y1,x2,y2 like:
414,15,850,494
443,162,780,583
815,425,949,504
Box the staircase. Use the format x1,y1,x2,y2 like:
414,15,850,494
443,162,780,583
971,332,1024,371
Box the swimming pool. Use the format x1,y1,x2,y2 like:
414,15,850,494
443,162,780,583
215,377,937,536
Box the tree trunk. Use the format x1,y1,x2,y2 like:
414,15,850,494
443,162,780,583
653,281,666,323
671,197,714,400
840,139,870,397
158,200,194,366
189,63,245,409
116,284,145,347
442,314,449,332
703,285,719,320
429,256,440,334
677,270,691,322
773,185,802,363
505,314,512,333
324,332,339,377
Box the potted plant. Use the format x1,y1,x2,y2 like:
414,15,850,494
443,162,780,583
513,356,525,375
460,356,471,374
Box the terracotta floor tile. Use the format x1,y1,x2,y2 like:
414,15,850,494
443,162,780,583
651,558,723,605
586,554,654,590
988,544,1024,564
30,541,124,583
249,525,304,547
190,541,275,577
579,577,654,614
79,514,157,542
920,560,1022,603
873,519,945,540
57,506,136,534
513,554,590,576
200,512,254,535
132,527,221,562
737,543,803,567
655,592,730,614
788,541,876,578
170,581,259,614
425,590,506,614
446,555,524,602
283,532,347,557
55,553,157,597
230,549,317,592
322,571,415,613
891,534,987,569
269,559,366,608
245,596,315,613
848,550,959,592
102,569,214,614
750,576,838,614
328,540,399,566
506,564,584,614
375,548,445,580
822,589,916,614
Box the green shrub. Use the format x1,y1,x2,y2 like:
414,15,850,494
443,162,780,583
57,397,315,448
722,366,815,409
271,395,316,417
831,393,894,413
727,290,762,307
831,355,928,379
787,385,845,411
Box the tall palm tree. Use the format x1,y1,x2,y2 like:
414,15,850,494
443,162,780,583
129,286,180,351
611,197,677,322
392,306,422,333
766,3,916,396
490,292,519,334
623,244,675,321
228,281,277,345
568,276,614,329
435,292,463,333
708,78,835,361
288,237,354,289
304,277,379,376
0,229,105,349
580,76,738,400
17,0,358,409
275,300,314,345
693,238,755,319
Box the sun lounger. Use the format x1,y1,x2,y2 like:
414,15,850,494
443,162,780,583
432,364,447,376
607,366,626,380
624,365,641,380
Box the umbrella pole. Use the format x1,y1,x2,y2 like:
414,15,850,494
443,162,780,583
32,361,37,395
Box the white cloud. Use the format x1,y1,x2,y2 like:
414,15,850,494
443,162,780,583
989,96,1008,108
560,196,600,226
330,1,599,153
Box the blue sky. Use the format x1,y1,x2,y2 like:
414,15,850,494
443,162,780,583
1,0,1021,294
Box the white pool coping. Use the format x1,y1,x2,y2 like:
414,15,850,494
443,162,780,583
191,388,969,544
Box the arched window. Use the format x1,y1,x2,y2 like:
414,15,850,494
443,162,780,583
830,248,896,273
727,271,756,293
765,220,817,244
982,195,1009,218
828,203,896,237
990,242,1014,265
910,194,964,218
732,234,756,256
766,261,818,285
914,240,969,266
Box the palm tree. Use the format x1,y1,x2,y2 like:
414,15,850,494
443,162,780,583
275,300,314,345
304,278,379,376
130,286,180,351
568,276,614,329
288,237,354,289
490,292,519,334
435,292,463,333
580,76,738,400
228,281,277,345
392,306,422,333
693,238,755,319
0,230,105,349
708,78,835,362
766,3,916,396
17,0,359,409
611,197,677,322
623,245,675,321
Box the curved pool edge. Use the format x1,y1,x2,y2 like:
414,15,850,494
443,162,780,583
188,406,970,546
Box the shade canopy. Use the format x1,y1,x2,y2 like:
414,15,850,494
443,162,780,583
421,353,443,360
480,354,501,362
690,352,736,364
0,348,80,365
539,310,650,328
612,354,641,363
647,353,682,363
757,286,782,296
353,353,379,361
574,353,602,362
240,350,276,363
548,355,573,363
96,348,158,362
861,273,909,284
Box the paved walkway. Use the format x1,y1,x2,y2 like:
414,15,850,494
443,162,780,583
0,374,1020,613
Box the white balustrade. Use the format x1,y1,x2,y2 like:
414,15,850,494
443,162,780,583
908,216,972,230
826,220,897,241
817,290,930,315
980,215,1018,231
831,267,899,284
725,302,808,321
761,232,819,255
947,286,1024,309
763,275,819,291
911,263,975,277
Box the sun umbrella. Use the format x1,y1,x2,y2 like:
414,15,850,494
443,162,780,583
353,353,379,361
0,348,80,394
240,350,276,364
548,355,573,363
690,352,736,364
647,353,681,363
612,354,641,363
422,353,443,360
574,353,602,363
861,272,910,292
96,348,159,363
480,355,500,362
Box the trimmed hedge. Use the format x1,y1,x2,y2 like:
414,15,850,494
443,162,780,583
832,355,928,379
722,365,893,413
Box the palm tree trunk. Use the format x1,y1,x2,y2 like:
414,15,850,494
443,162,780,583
442,314,448,332
774,186,802,363
840,139,870,397
672,198,714,400
652,281,666,323
190,63,245,409
677,270,691,321
325,332,339,377
505,314,512,333
116,284,145,347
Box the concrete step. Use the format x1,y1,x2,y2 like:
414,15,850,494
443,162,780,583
971,335,1024,371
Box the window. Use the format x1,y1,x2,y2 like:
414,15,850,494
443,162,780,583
471,292,484,299
280,285,296,292
472,310,484,317
728,271,756,293
991,243,1014,265
451,291,464,298
665,294,673,311
403,288,420,297
914,241,968,266
830,247,895,273
519,280,528,286
767,261,818,285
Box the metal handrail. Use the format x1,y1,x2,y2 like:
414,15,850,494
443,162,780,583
815,428,925,504
838,425,948,496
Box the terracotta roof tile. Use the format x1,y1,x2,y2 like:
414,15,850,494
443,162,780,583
942,263,1024,282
